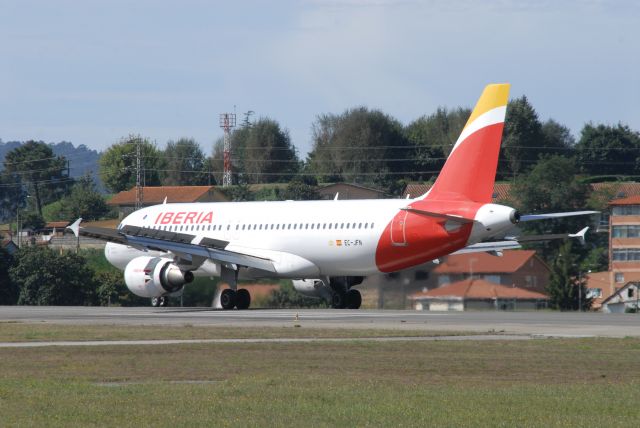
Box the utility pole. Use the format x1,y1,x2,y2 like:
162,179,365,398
219,113,236,187
135,138,143,211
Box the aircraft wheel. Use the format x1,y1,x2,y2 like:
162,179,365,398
151,297,160,307
220,289,236,310
331,292,347,309
235,288,251,310
346,289,362,309
159,296,168,307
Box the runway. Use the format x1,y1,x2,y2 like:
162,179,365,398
1,306,639,338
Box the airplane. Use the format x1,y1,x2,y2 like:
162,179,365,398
68,83,597,309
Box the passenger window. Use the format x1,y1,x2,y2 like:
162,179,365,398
358,223,362,229
305,224,309,229
310,224,314,229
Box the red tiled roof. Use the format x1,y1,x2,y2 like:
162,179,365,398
403,182,511,201
405,181,640,204
593,182,640,199
410,278,548,300
45,221,69,228
432,250,540,274
109,186,219,205
403,183,431,199
609,195,640,206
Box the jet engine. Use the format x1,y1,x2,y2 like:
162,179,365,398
124,256,194,298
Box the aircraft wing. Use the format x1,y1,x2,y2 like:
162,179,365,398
67,219,276,273
454,227,590,256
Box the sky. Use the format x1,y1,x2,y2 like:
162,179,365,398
1,0,638,157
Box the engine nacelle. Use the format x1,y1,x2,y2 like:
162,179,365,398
292,279,332,300
124,256,194,298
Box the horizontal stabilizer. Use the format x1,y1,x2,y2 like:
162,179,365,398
453,240,522,255
519,211,598,222
66,218,82,238
505,227,590,245
400,207,475,224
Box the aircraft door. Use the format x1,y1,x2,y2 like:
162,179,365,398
390,210,408,246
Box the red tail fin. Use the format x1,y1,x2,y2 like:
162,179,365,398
424,84,510,203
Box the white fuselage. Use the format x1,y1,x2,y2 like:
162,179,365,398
105,198,517,280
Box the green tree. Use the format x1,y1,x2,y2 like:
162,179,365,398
541,119,575,154
281,177,320,200
546,241,592,311
501,96,546,178
9,247,97,305
3,141,71,215
95,270,147,307
510,155,592,262
44,175,109,221
0,172,26,223
20,211,45,230
233,118,300,184
99,135,163,193
511,155,589,221
162,138,212,186
0,246,17,304
220,183,255,201
264,280,327,308
308,108,412,188
575,123,640,176
405,107,470,180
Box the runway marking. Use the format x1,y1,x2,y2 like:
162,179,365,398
0,334,531,348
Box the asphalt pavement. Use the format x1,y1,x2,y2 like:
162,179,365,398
1,306,638,338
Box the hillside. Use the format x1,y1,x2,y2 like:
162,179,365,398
0,140,103,191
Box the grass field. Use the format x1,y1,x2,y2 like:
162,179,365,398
0,323,473,342
1,326,639,427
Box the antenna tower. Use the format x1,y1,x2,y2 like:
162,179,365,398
135,138,143,210
219,113,236,187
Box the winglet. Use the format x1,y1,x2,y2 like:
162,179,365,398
67,218,82,238
334,192,339,201
569,227,589,246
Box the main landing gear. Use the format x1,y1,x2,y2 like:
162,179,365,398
328,276,363,309
151,296,169,307
220,288,251,310
219,265,251,310
331,289,362,309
